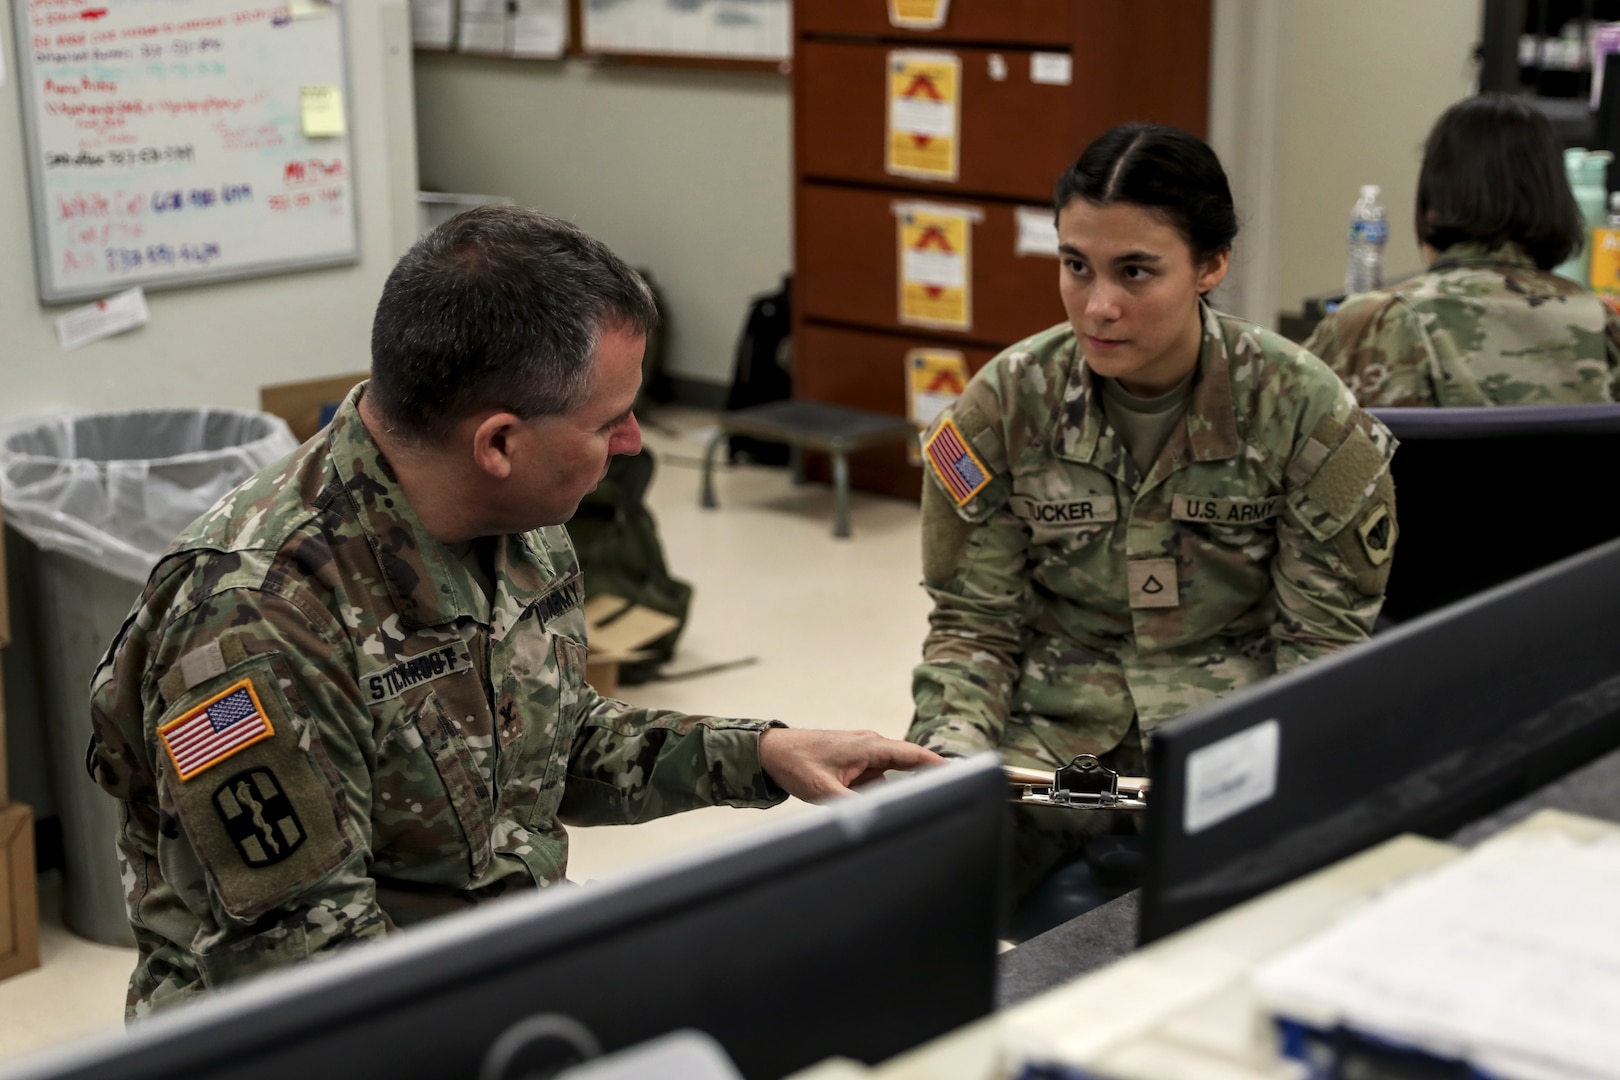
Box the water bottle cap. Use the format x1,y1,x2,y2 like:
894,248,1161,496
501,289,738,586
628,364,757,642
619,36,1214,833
1360,184,1380,198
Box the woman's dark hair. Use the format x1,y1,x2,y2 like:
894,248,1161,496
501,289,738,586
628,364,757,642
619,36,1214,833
1053,123,1238,264
1416,92,1585,270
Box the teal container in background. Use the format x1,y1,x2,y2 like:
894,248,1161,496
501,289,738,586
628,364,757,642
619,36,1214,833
1555,147,1613,287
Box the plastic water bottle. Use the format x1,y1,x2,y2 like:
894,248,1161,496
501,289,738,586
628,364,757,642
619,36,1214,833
1343,184,1388,297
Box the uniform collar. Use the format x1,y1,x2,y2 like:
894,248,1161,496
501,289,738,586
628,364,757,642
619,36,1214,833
1055,301,1241,487
326,385,554,631
1428,241,1536,272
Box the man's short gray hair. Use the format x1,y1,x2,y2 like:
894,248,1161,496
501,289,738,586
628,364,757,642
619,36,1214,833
368,206,659,442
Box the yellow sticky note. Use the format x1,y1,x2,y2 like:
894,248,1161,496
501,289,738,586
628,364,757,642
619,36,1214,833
289,0,327,18
300,85,345,138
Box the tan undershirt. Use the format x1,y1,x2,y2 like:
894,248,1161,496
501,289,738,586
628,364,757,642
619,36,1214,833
1100,372,1197,477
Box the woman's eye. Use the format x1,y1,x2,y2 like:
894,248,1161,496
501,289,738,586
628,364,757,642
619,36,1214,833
1124,266,1152,282
1064,259,1088,275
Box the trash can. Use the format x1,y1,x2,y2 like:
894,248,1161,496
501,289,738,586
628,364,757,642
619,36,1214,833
0,409,297,945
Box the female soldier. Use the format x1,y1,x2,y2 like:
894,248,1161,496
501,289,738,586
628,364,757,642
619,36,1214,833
909,124,1398,905
1306,92,1620,406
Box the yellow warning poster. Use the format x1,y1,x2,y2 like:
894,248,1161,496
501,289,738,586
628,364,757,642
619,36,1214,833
905,347,969,463
886,50,961,182
888,0,951,30
895,201,977,331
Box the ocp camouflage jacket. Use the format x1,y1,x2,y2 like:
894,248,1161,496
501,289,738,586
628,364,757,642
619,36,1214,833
88,385,782,1015
1304,242,1620,407
909,305,1396,766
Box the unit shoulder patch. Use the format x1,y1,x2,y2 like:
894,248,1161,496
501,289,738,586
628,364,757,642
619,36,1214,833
924,417,993,507
1357,501,1396,566
213,767,306,868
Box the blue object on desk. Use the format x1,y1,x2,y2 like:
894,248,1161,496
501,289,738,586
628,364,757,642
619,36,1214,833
1011,1063,1115,1080
1275,1017,1493,1079
318,401,340,432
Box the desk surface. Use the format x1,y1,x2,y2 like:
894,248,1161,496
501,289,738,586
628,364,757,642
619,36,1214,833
792,809,1620,1080
788,743,1620,1080
997,739,1620,1010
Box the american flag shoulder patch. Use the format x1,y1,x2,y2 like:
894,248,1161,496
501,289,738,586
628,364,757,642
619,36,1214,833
924,417,993,506
160,678,276,783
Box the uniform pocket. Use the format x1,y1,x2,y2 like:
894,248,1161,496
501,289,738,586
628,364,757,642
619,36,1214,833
372,688,494,886
528,634,589,826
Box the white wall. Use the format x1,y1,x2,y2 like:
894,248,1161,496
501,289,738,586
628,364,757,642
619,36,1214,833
412,55,792,388
0,0,420,417
1276,0,1483,303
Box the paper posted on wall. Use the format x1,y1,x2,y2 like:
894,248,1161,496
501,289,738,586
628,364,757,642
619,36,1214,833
411,0,456,49
894,200,981,331
57,287,150,352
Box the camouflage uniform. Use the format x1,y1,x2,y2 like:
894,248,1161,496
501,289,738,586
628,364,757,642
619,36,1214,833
88,386,783,1016
1304,242,1620,407
910,305,1397,896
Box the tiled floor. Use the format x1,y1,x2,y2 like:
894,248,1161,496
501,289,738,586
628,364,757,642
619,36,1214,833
0,405,932,1068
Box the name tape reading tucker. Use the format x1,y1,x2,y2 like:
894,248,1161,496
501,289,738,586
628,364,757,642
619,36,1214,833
924,417,991,505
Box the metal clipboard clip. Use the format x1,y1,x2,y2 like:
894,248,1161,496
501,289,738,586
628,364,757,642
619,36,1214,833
1004,755,1150,811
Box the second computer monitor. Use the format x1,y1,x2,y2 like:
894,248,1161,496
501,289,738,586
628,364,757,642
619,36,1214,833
1139,538,1620,944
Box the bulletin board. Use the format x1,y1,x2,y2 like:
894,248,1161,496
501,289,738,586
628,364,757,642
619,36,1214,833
11,0,360,304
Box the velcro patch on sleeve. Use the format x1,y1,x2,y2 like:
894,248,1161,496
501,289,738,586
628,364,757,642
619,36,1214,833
924,417,993,507
160,679,275,782
160,655,358,921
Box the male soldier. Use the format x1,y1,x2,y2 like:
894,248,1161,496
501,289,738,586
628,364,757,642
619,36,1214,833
89,206,941,1015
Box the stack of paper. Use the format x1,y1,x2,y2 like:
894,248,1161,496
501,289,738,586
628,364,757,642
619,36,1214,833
1253,829,1620,1079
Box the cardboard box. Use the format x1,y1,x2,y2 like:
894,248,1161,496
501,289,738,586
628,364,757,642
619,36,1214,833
582,595,680,698
0,801,40,982
260,372,369,443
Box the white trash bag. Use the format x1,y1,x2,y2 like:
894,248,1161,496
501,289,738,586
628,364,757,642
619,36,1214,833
0,408,299,584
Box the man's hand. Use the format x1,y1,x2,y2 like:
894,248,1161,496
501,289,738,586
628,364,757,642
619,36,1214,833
757,728,946,803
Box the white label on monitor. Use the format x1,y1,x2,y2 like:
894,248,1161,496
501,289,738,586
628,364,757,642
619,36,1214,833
1183,719,1280,834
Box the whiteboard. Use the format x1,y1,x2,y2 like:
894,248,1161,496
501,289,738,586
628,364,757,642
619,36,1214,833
12,0,360,304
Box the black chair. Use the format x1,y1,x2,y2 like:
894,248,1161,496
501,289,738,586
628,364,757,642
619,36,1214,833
1371,403,1620,624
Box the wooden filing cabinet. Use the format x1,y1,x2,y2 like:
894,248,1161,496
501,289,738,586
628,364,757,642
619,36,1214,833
792,0,1213,497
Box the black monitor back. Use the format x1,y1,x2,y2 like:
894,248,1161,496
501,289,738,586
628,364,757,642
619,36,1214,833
1139,538,1620,945
1371,403,1620,624
3,756,1007,1080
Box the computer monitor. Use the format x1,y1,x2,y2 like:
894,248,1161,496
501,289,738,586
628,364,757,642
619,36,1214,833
1138,538,1620,945
2,756,1008,1080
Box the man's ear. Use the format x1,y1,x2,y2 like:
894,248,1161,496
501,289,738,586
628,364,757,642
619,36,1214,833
469,412,523,480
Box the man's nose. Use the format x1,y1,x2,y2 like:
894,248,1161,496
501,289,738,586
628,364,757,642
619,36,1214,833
613,414,643,457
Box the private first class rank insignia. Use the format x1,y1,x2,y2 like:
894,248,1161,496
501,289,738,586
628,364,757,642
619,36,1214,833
160,679,275,782
924,417,991,506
